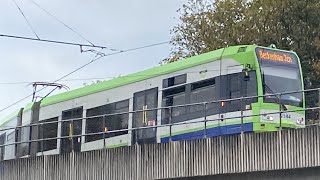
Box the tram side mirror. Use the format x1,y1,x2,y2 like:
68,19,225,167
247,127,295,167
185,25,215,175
242,68,250,81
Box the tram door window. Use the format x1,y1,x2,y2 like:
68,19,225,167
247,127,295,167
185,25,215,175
228,73,242,112
133,88,158,144
61,107,83,153
221,71,258,113
243,71,258,105
0,133,5,161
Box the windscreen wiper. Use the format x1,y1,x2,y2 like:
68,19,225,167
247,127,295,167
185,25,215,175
262,72,287,111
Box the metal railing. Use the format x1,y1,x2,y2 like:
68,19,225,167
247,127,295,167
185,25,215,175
0,87,319,157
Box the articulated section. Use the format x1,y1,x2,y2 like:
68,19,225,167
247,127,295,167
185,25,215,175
0,126,319,180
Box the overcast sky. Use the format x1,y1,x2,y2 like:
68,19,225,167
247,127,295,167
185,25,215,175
0,0,187,118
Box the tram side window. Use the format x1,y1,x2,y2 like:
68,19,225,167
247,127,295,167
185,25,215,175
85,100,129,143
37,117,58,152
106,100,129,138
162,86,186,124
19,126,30,157
4,131,15,159
163,74,187,88
190,78,218,114
86,106,104,142
7,132,14,142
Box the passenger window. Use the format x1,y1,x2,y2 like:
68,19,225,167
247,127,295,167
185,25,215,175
163,74,187,88
162,86,186,124
190,78,216,113
86,100,129,143
38,117,58,152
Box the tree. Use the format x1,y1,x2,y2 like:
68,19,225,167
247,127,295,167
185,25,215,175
168,0,320,88
168,0,249,62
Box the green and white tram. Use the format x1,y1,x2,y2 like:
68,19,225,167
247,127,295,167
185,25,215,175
0,44,304,160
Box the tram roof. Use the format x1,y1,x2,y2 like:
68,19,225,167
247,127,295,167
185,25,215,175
38,45,257,108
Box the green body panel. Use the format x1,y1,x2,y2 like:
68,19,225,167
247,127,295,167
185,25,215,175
105,143,128,149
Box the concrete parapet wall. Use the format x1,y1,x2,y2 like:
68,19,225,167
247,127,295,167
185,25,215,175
0,126,319,180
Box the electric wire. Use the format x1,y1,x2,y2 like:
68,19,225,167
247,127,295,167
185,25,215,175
0,78,108,85
0,33,109,49
0,40,170,113
11,0,40,39
9,0,119,51
30,0,94,46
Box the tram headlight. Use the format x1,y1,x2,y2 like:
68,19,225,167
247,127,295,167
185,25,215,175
262,114,274,121
266,115,274,121
296,118,304,125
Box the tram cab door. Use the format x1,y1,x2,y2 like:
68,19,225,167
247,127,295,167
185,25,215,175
133,88,158,144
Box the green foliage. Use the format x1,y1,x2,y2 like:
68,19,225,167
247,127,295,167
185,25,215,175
168,0,320,88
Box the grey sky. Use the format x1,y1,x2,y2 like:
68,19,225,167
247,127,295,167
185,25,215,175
0,0,187,118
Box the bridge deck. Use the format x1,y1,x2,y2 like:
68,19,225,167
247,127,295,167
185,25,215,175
0,126,319,180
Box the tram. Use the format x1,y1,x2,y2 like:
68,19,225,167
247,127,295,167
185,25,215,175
0,45,305,160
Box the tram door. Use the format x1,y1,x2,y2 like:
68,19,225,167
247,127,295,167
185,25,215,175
133,88,158,144
0,133,5,161
60,107,83,154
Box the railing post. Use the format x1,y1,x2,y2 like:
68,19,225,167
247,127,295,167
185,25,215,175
279,93,282,131
70,119,74,152
41,123,44,154
240,96,244,134
103,115,106,149
169,107,172,142
134,111,138,145
204,102,207,138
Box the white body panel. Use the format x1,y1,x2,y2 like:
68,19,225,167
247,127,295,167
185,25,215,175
36,58,242,155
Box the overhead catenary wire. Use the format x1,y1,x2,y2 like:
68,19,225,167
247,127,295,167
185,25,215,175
0,78,108,85
0,40,170,113
8,0,120,51
11,0,40,39
0,33,113,50
6,0,121,52
29,0,95,46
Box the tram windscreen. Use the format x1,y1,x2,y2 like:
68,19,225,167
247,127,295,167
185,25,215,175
256,47,303,107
